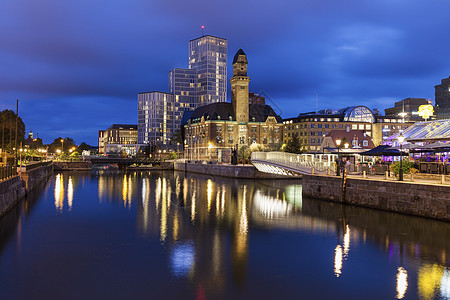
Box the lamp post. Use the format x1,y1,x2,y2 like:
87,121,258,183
60,139,64,153
398,133,405,181
336,138,341,176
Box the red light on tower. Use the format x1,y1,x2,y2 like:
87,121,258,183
201,25,205,36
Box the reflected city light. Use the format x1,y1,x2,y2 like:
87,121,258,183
160,178,168,242
396,267,408,299
54,173,64,211
334,245,343,277
441,269,450,299
67,176,73,210
207,179,213,212
141,178,150,234
122,174,128,206
285,185,303,210
170,241,195,277
155,177,161,210
418,263,445,300
191,191,196,222
343,225,350,257
253,189,292,219
239,185,248,236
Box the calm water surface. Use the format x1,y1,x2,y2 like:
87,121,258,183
0,171,449,299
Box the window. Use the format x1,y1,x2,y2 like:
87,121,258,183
359,124,364,130
325,124,329,128
363,140,368,146
318,124,322,128
228,126,234,132
310,124,315,128
216,125,222,132
311,139,315,143
352,124,358,130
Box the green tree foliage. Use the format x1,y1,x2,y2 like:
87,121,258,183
169,151,177,159
78,142,91,152
48,137,76,154
285,133,302,154
0,109,26,152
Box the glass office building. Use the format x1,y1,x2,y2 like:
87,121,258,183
169,68,198,113
189,35,227,105
138,92,177,145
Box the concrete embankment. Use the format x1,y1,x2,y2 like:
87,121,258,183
302,174,450,222
174,162,293,179
0,162,54,217
53,161,92,171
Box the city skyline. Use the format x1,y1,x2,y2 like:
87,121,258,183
2,0,450,145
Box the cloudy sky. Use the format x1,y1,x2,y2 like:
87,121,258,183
1,0,450,145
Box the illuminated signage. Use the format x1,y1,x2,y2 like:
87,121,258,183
418,105,434,120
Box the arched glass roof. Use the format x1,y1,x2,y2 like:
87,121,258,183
343,106,375,123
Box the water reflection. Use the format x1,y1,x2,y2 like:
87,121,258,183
54,173,75,211
396,267,408,299
0,171,449,299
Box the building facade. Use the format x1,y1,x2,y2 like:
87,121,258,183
183,49,283,161
189,35,227,105
384,98,430,122
98,130,106,154
435,76,450,119
283,106,412,153
138,92,178,145
169,68,198,113
100,124,139,155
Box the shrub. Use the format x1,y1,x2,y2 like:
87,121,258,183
389,160,414,176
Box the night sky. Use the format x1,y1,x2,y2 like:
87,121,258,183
1,0,450,145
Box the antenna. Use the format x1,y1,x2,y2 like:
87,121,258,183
201,25,205,36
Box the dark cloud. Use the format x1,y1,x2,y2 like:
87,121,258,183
1,0,450,144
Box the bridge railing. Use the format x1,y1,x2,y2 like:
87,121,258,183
251,152,335,173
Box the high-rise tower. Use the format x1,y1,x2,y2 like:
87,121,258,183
189,35,227,105
230,49,250,124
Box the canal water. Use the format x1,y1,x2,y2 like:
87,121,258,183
0,171,449,299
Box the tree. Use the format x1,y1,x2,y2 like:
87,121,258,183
285,133,302,154
48,137,76,154
78,142,91,152
0,109,26,152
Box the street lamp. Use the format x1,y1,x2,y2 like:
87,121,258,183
336,138,341,176
60,139,64,153
398,133,405,181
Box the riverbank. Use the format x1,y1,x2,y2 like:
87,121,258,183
302,174,450,222
0,162,53,217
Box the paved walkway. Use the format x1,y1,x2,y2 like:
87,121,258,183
336,172,450,186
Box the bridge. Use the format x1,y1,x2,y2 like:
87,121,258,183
251,152,336,176
85,157,154,166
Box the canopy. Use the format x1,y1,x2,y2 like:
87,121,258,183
360,145,404,156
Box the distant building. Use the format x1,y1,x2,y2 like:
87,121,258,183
189,35,227,105
249,93,265,105
183,49,283,161
139,35,228,147
321,130,375,152
435,76,450,119
283,106,412,152
138,92,177,145
384,98,430,122
100,124,139,155
98,130,106,154
169,68,198,113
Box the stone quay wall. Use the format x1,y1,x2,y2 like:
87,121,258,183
0,176,26,217
302,174,450,222
19,163,54,191
174,162,292,179
0,162,54,217
53,161,92,171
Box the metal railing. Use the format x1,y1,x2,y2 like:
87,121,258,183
251,152,335,173
0,166,18,181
